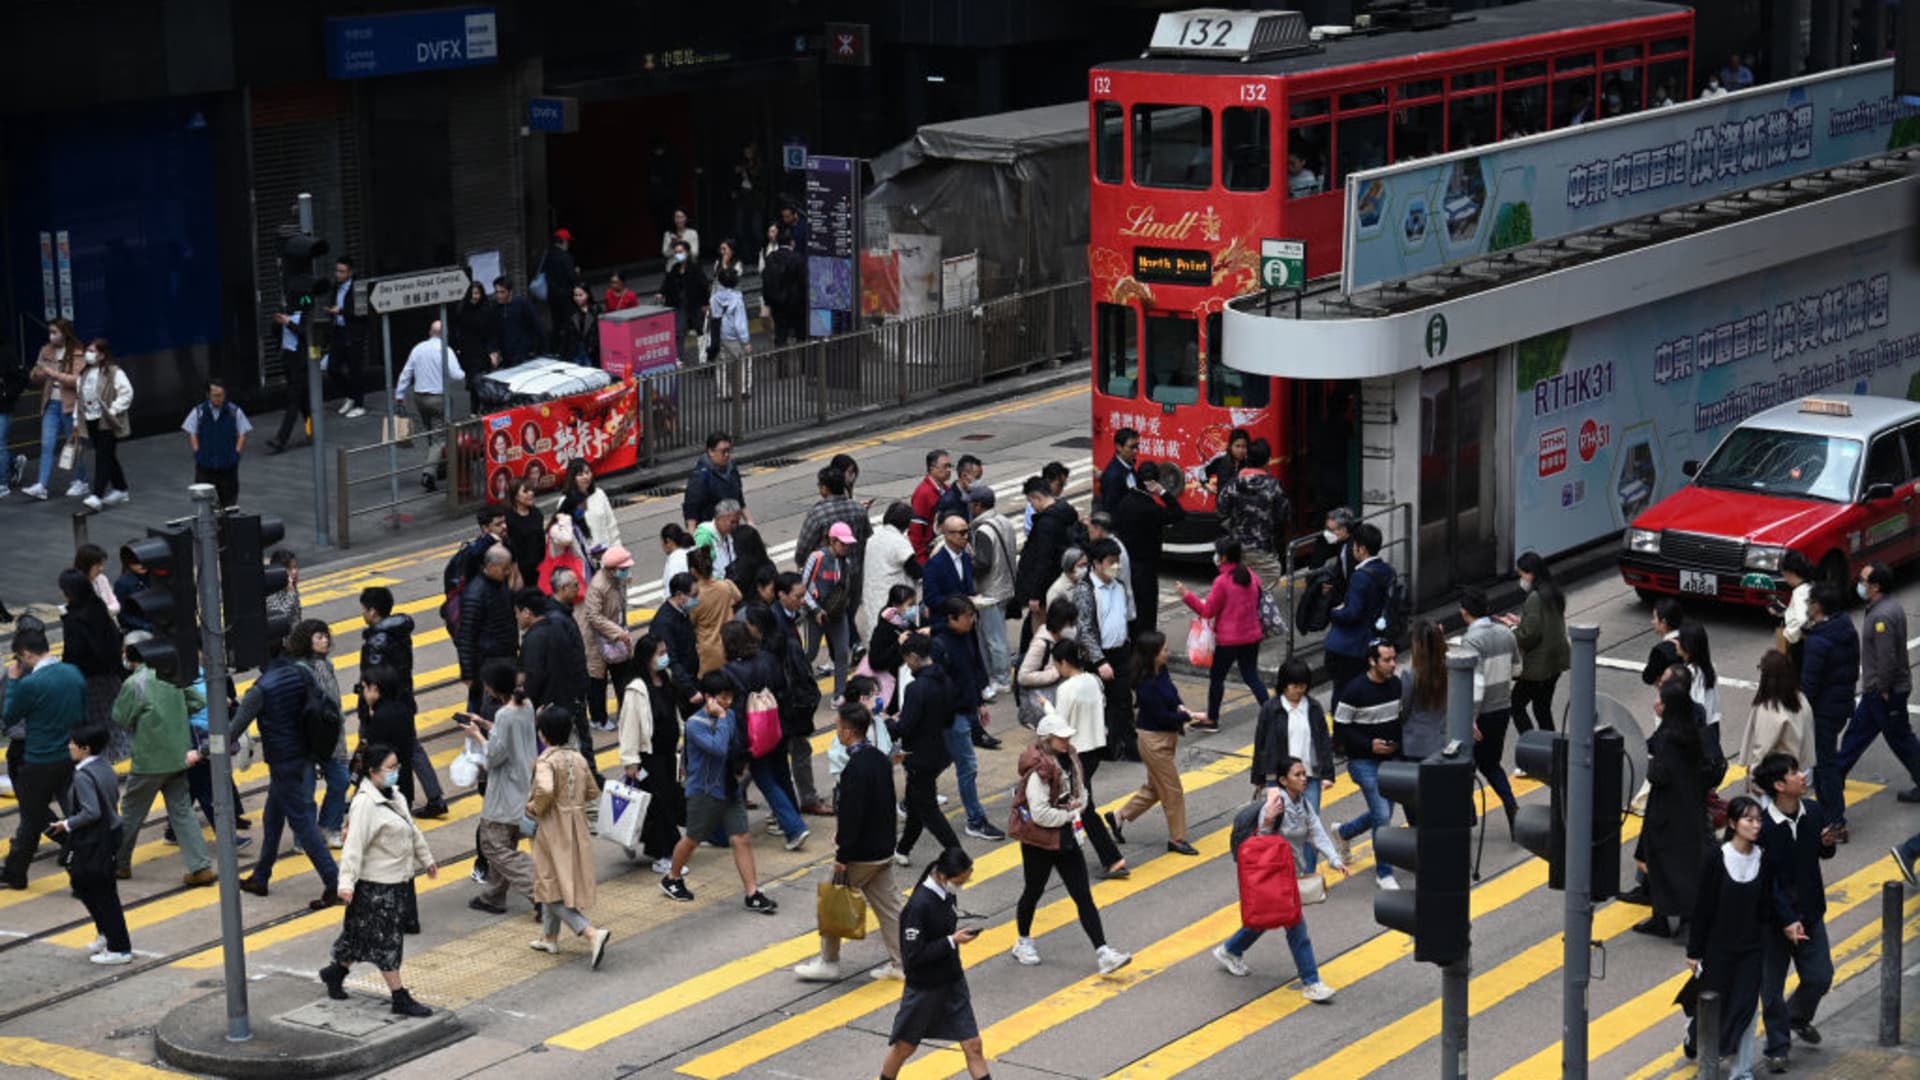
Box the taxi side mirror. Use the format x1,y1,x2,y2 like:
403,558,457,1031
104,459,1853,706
1680,460,1699,477
1862,482,1896,503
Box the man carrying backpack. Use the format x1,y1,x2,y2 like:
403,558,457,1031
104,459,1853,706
457,547,518,716
1323,523,1394,711
232,640,340,910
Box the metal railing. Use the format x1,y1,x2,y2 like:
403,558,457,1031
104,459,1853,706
1281,500,1415,660
331,278,1091,545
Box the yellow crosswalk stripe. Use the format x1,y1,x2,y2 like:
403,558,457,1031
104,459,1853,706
1308,774,1887,1078
547,742,1266,1053
0,1036,182,1079
300,546,457,594
1498,855,1914,1079
299,575,402,606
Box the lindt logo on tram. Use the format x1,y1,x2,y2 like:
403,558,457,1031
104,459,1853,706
1086,0,1693,552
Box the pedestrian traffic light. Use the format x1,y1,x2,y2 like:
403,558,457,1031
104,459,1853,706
123,527,198,687
1373,747,1475,966
1513,730,1569,888
1513,729,1625,899
278,232,328,312
219,512,288,672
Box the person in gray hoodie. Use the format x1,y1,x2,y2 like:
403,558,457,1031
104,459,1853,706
1459,588,1522,833
1832,563,1920,819
462,659,540,916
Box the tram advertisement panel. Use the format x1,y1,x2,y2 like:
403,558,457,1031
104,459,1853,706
1345,61,1917,293
1511,233,1920,557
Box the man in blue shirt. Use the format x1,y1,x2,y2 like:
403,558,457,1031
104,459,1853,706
2,627,86,888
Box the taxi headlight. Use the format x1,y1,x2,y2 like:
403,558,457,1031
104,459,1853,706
1625,528,1659,554
1744,545,1786,572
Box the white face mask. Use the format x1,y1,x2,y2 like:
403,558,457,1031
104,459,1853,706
674,251,688,263
84,349,99,365
49,331,63,345
1322,529,1339,545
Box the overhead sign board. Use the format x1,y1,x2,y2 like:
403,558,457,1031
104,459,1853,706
1147,10,1262,58
325,7,498,80
528,96,578,133
368,267,472,314
1342,60,1918,294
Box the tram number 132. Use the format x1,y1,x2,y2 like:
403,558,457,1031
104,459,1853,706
1180,17,1236,47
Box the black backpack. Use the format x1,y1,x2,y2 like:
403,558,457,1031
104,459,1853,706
1229,797,1266,863
1376,565,1412,648
296,665,344,762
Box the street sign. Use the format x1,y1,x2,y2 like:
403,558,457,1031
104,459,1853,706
825,22,870,66
1259,238,1305,289
367,267,471,314
324,7,498,80
528,96,578,134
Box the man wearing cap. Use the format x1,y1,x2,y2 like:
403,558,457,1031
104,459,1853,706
543,228,580,334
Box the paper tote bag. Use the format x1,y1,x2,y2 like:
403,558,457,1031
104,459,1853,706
816,874,868,940
596,778,651,851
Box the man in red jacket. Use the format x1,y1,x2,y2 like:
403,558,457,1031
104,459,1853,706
908,449,952,557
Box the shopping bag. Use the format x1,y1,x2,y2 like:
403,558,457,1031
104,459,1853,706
1297,872,1327,905
595,778,651,850
448,737,486,788
746,688,783,758
56,438,76,473
1236,833,1303,930
816,872,869,940
1257,589,1289,639
383,413,415,447
1186,617,1215,668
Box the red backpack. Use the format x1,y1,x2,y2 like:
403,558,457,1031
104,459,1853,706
1236,833,1303,931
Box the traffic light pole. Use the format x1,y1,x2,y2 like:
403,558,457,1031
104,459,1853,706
1441,651,1477,1080
298,192,330,548
1563,624,1600,1078
191,484,251,1041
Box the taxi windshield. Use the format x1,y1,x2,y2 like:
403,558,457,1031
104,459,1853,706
1693,427,1861,503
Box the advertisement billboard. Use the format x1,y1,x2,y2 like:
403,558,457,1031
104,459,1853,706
1511,232,1920,557
481,383,638,504
1344,61,1918,294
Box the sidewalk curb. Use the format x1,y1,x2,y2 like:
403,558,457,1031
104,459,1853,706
154,973,467,1078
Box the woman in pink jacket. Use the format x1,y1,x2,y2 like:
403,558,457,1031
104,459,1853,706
1178,537,1269,730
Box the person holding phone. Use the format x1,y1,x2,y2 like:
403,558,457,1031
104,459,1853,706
1331,639,1407,891
882,847,991,1080
464,660,539,917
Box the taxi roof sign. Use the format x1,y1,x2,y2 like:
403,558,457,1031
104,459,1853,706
1798,398,1853,417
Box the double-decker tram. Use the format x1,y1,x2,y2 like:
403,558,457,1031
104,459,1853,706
1088,0,1693,548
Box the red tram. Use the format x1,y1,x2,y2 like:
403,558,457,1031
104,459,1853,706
1088,0,1694,548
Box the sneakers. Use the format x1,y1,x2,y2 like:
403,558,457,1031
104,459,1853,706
794,956,842,982
784,828,811,852
1011,938,1042,966
744,891,778,915
325,830,343,849
1212,943,1250,977
1096,945,1133,975
337,400,355,417
1377,872,1401,891
90,951,134,966
766,820,784,836
65,479,90,498
869,962,905,981
469,865,489,885
590,928,612,971
528,938,559,954
20,483,47,500
1764,1054,1790,1074
1301,980,1337,1003
893,851,911,867
102,489,129,506
1893,846,1920,889
90,935,108,955
965,821,1008,842
660,876,695,902
981,684,999,702
650,856,674,875
81,494,102,511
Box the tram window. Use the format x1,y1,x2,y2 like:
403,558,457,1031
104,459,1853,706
1097,303,1139,399
1652,36,1689,56
1400,78,1443,101
1222,107,1272,192
1339,88,1386,110
1555,52,1594,74
1451,70,1495,92
1504,61,1547,82
1335,111,1389,182
1449,93,1496,149
1143,313,1200,406
1289,97,1329,120
1286,123,1328,197
1095,102,1124,184
1601,68,1644,117
1132,103,1212,189
1605,44,1643,64
1648,58,1688,107
1553,75,1596,127
1393,101,1445,161
1501,84,1546,138
1204,313,1270,408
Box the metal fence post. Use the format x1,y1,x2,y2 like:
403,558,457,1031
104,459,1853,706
335,447,352,549
1697,990,1722,1080
1882,880,1903,1046
71,511,88,549
380,313,400,524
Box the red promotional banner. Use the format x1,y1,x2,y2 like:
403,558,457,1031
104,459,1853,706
481,382,639,503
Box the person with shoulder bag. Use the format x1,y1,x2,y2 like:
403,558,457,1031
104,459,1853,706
24,317,87,499
579,546,636,734
50,723,133,965
527,707,613,967
1212,758,1348,998
76,339,132,511
318,742,439,1016
1007,709,1133,976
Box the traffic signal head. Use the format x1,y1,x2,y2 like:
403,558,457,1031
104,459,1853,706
278,233,329,312
1373,749,1475,966
220,512,288,672
1589,728,1626,900
124,528,198,686
1512,730,1569,888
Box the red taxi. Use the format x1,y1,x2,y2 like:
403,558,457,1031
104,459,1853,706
1619,396,1920,606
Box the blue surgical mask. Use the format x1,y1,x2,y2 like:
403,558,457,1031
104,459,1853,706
684,595,699,611
382,769,399,788
654,653,672,671
1857,582,1870,600
613,567,630,581
903,604,920,624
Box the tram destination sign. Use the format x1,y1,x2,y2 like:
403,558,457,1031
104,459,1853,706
1342,60,1917,295
1134,247,1212,286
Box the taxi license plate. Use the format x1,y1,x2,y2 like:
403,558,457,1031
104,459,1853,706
1678,570,1718,596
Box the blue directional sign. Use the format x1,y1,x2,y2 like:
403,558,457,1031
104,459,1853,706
325,7,499,81
528,96,579,133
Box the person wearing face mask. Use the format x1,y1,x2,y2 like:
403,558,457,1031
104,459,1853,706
1827,563,1920,824
857,584,920,717
1178,537,1271,730
538,516,589,606
319,741,438,1017
1046,547,1089,611
619,634,685,874
74,340,132,512
579,545,636,735
24,317,87,500
658,239,710,364
882,846,989,1080
1017,597,1081,722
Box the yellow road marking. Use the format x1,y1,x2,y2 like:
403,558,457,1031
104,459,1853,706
0,1037,182,1079
547,741,1262,1054
299,576,401,606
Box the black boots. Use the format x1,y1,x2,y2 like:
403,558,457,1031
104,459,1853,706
318,963,349,1000
390,989,432,1018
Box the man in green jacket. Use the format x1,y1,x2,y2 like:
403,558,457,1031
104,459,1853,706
2,626,86,889
112,635,215,886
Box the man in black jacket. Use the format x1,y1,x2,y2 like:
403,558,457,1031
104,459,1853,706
761,230,807,349
489,277,545,367
457,547,517,714
541,229,579,333
516,588,590,759
1015,474,1079,623
894,635,962,862
231,648,339,907
360,586,446,818
794,704,905,982
1753,752,1837,1071
1113,460,1185,638
649,572,704,718
1097,427,1139,515
933,598,1006,835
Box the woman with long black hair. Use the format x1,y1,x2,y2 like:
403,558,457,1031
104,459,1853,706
1176,536,1269,728
619,633,685,874
882,847,991,1080
356,665,419,804
58,568,124,753
1685,794,1801,1072
1502,551,1570,737
1677,622,1723,730
1008,709,1134,975
1110,629,1202,854
320,741,438,1016
1637,680,1711,938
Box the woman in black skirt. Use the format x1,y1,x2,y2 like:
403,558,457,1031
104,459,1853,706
1685,794,1800,1072
620,634,685,874
319,743,438,1017
883,847,991,1080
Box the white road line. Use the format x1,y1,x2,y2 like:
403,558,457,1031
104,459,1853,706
1597,654,1920,717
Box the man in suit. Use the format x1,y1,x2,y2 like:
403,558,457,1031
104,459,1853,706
324,257,367,417
1098,427,1139,514
921,513,977,620
649,572,704,718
